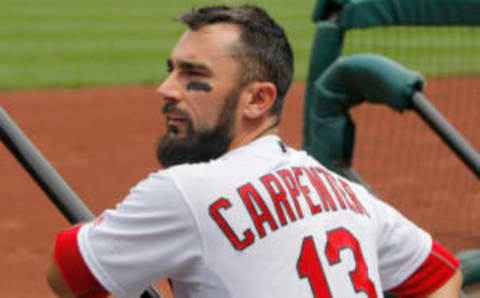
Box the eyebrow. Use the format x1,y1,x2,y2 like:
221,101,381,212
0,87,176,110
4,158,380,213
167,58,212,75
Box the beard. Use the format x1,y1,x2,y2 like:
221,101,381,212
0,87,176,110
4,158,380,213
156,87,239,168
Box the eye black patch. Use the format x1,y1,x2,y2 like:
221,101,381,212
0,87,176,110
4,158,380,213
187,82,212,92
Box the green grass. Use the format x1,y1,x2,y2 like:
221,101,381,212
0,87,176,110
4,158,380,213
1,1,479,90
0,0,316,90
342,26,480,77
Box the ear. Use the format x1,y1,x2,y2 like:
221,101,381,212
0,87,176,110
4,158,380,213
242,81,277,119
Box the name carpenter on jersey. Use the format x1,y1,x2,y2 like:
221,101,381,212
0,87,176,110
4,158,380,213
209,166,370,251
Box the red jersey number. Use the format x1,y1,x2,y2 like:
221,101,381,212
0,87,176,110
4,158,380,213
297,228,377,298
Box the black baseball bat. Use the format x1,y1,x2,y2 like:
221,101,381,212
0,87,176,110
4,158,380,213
0,107,163,298
411,93,480,178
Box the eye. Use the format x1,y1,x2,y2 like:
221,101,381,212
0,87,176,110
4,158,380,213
166,60,173,73
186,70,205,77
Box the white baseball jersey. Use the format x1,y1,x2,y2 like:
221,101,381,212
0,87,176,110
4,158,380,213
54,135,456,298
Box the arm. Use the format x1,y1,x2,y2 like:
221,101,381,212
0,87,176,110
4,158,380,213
46,257,109,298
46,258,75,298
46,224,109,298
390,240,461,298
426,270,463,298
46,172,202,297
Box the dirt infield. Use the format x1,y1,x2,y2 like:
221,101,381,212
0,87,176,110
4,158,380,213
0,79,478,297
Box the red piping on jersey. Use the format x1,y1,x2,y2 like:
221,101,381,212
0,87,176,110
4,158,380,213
389,240,460,297
54,225,109,298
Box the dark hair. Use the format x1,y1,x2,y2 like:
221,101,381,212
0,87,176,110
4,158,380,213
179,5,294,120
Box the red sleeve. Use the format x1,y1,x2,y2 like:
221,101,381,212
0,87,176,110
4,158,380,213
390,240,460,297
54,225,109,298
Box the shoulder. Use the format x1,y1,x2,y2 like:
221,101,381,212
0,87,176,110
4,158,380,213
117,169,193,220
163,136,286,182
161,160,226,185
128,169,181,198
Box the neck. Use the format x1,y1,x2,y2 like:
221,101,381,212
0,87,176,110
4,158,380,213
228,117,279,151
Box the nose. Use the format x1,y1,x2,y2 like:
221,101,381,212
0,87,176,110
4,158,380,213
156,74,182,103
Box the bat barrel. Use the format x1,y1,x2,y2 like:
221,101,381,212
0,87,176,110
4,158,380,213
411,93,480,178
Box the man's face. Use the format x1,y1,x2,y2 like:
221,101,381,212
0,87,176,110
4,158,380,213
155,24,244,167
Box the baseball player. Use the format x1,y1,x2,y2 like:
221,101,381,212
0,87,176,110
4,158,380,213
47,5,462,298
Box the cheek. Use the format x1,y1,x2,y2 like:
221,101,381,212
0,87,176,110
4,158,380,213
185,98,217,130
186,83,234,129
199,103,224,129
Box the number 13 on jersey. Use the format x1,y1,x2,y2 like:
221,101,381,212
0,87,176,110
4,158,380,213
297,228,378,297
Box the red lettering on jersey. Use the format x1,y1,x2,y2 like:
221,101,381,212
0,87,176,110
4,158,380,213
293,167,321,215
326,228,377,297
277,169,305,219
316,168,351,211
339,180,370,217
261,174,297,226
304,167,340,211
238,183,278,238
334,179,359,213
209,198,255,250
